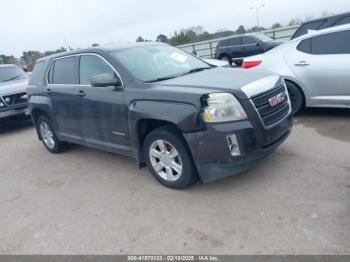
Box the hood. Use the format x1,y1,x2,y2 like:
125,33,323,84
0,79,28,95
157,67,281,99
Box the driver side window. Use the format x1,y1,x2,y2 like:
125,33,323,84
79,55,115,85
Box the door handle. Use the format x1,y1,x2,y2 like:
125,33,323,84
295,61,310,66
76,90,86,97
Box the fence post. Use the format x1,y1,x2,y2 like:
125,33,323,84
209,42,213,58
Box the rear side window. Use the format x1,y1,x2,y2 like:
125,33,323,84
50,56,79,84
79,55,114,85
29,61,45,85
242,37,257,45
334,16,350,26
293,20,326,38
228,37,241,46
311,30,350,54
219,40,229,47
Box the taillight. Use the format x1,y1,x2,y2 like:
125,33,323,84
242,60,262,69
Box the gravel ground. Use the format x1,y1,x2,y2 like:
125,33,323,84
0,108,349,254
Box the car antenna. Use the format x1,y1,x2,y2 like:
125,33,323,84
64,40,73,51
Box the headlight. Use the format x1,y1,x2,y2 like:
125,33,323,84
202,93,247,123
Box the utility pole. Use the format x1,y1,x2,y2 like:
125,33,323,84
250,4,265,31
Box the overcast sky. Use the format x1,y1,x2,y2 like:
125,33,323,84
1,0,349,57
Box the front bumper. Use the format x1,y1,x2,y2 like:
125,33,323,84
0,105,29,119
183,116,292,183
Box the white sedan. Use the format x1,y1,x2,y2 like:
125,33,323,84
242,24,350,114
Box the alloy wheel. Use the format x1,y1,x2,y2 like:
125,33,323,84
149,139,183,181
40,122,55,149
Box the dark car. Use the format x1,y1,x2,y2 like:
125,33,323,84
291,12,350,39
0,65,29,120
28,43,292,189
214,33,282,66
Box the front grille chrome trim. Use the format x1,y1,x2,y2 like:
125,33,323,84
250,84,291,129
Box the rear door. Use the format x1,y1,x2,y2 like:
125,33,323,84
228,37,243,59
78,54,131,154
241,36,262,57
47,56,83,142
287,30,350,106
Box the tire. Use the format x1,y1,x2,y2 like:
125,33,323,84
219,54,232,66
233,59,243,66
36,115,65,153
286,81,304,115
143,126,197,189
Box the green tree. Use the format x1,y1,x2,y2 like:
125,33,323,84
271,23,282,29
136,36,145,42
170,31,190,46
156,34,169,43
236,25,246,34
0,55,18,64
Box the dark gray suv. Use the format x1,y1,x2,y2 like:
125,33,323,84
28,42,292,189
215,33,282,66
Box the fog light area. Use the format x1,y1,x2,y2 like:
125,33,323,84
227,134,241,156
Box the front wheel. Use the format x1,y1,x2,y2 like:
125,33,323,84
286,81,304,115
143,126,197,189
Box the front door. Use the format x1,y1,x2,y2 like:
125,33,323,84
78,54,131,155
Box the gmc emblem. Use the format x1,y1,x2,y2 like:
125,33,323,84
269,92,286,107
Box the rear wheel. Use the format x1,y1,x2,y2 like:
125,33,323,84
286,81,304,115
219,54,232,66
143,126,197,189
37,116,65,153
233,59,243,66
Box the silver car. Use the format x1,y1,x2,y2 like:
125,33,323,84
242,24,350,114
0,64,29,120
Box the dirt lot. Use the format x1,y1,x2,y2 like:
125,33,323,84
0,109,349,255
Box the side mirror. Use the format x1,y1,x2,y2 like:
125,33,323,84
91,73,121,87
256,42,261,46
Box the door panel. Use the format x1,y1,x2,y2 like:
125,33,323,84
78,54,131,154
47,56,83,142
241,37,262,57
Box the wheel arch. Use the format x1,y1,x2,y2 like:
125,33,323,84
133,118,187,167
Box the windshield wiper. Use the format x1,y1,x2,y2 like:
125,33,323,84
179,67,212,77
144,75,181,83
144,67,212,83
2,74,21,82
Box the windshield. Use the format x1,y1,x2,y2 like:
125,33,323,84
110,45,211,82
0,65,28,82
254,33,274,42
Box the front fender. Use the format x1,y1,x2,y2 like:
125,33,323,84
128,100,201,161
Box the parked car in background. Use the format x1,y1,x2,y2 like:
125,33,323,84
242,24,350,114
28,42,292,189
214,33,282,66
291,12,350,39
0,64,29,120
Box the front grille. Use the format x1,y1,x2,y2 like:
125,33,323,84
251,85,290,127
1,92,27,106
